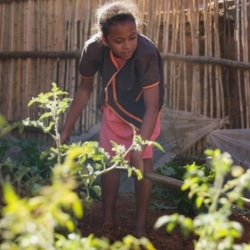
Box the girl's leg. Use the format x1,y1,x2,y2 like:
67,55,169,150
101,169,120,225
134,158,153,236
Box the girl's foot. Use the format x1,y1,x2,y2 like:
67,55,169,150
102,222,116,242
135,225,148,238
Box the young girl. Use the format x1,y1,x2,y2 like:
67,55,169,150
60,0,164,238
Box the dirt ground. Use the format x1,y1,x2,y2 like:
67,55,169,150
78,193,250,250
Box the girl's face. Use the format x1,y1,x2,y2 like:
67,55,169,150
103,21,138,59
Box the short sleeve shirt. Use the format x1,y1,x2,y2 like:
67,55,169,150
79,33,164,129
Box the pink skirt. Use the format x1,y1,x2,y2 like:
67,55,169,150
99,106,161,161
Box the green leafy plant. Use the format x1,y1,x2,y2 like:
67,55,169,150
154,149,250,250
0,145,156,250
22,83,72,164
0,137,57,200
55,233,156,250
151,160,214,214
0,146,82,249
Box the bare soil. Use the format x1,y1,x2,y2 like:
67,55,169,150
78,193,250,250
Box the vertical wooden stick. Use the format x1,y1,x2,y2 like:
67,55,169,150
235,0,244,127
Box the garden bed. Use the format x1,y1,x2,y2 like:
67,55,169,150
78,193,250,250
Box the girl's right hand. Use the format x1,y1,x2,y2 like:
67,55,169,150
59,131,69,145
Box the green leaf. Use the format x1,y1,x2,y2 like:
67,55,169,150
39,112,53,120
72,199,83,219
166,221,176,232
151,141,165,152
196,196,204,208
3,182,19,204
154,215,172,229
90,185,102,197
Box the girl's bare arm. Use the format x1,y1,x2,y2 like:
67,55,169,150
130,84,159,171
60,77,94,144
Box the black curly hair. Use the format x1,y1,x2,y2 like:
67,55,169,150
96,1,141,37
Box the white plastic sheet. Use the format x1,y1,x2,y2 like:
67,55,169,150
153,108,229,168
207,129,250,169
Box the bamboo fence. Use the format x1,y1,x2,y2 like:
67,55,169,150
0,0,250,152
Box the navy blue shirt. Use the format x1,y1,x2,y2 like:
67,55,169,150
79,33,164,129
